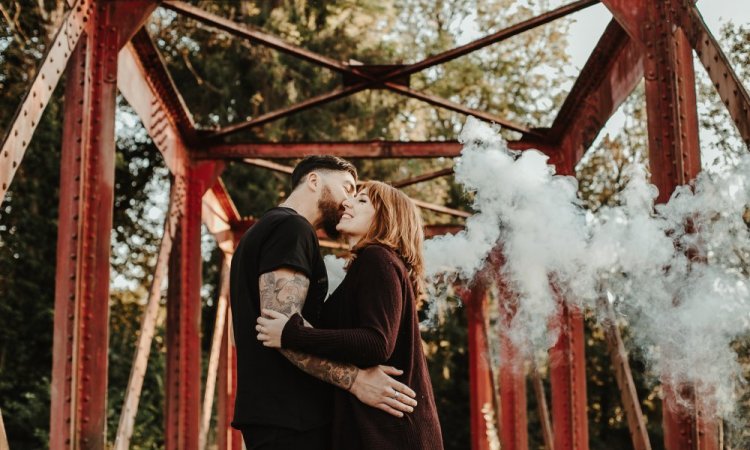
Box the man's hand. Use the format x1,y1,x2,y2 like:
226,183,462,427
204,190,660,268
349,365,418,417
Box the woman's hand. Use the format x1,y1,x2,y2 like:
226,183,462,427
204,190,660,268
256,309,290,348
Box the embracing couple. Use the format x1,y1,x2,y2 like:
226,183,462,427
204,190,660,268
229,155,444,450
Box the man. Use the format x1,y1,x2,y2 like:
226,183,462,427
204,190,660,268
230,155,417,450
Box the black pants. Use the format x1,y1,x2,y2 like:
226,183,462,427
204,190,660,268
240,424,331,450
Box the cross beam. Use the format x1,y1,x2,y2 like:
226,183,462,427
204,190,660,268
195,141,463,159
164,0,597,139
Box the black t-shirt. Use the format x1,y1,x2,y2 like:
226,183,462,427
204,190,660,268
230,207,332,430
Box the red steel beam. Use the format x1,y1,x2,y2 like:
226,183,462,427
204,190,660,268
118,41,192,175
129,28,198,140
196,140,463,159
210,79,532,138
243,158,294,175
235,157,469,218
463,284,495,450
166,0,595,139
165,0,595,85
677,4,750,146
166,162,222,450
548,20,643,163
599,0,643,41
602,2,719,448
424,224,464,238
496,283,528,450
381,85,535,135
0,0,91,205
548,299,589,450
50,32,89,450
411,198,471,218
650,13,718,448
203,182,242,255
50,2,157,448
642,1,702,204
390,167,454,188
210,179,242,224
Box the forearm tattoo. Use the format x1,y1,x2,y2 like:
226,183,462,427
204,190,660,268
259,271,358,390
280,348,358,390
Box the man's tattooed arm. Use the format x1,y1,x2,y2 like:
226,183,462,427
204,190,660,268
259,268,359,390
279,348,358,390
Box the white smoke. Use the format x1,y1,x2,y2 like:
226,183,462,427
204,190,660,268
423,117,750,418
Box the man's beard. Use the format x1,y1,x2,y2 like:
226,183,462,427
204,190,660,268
318,186,342,239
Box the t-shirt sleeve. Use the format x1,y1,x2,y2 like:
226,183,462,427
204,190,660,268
257,215,317,277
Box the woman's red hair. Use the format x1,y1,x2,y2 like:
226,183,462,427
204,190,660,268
351,181,426,302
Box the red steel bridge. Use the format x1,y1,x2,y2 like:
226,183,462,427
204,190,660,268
1,0,749,449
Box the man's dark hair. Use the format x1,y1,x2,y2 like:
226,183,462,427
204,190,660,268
291,155,357,190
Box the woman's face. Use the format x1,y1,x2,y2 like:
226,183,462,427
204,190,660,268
336,188,376,242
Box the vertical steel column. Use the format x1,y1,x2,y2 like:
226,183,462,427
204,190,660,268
545,148,588,450
465,284,495,450
166,162,222,450
642,0,701,204
51,34,89,450
640,2,717,450
50,1,119,446
497,288,528,450
217,309,242,450
548,300,588,450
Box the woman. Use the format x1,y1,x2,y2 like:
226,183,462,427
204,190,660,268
256,181,444,450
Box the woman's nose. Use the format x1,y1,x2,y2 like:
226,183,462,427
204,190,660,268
341,197,353,208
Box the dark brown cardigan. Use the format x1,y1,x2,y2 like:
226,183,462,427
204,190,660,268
282,244,444,450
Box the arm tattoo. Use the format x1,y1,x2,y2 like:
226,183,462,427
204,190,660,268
280,348,358,390
259,271,310,316
259,270,358,390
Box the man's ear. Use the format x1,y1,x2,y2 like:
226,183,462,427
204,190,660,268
306,171,320,192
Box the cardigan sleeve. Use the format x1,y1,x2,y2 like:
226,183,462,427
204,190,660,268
281,247,404,367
